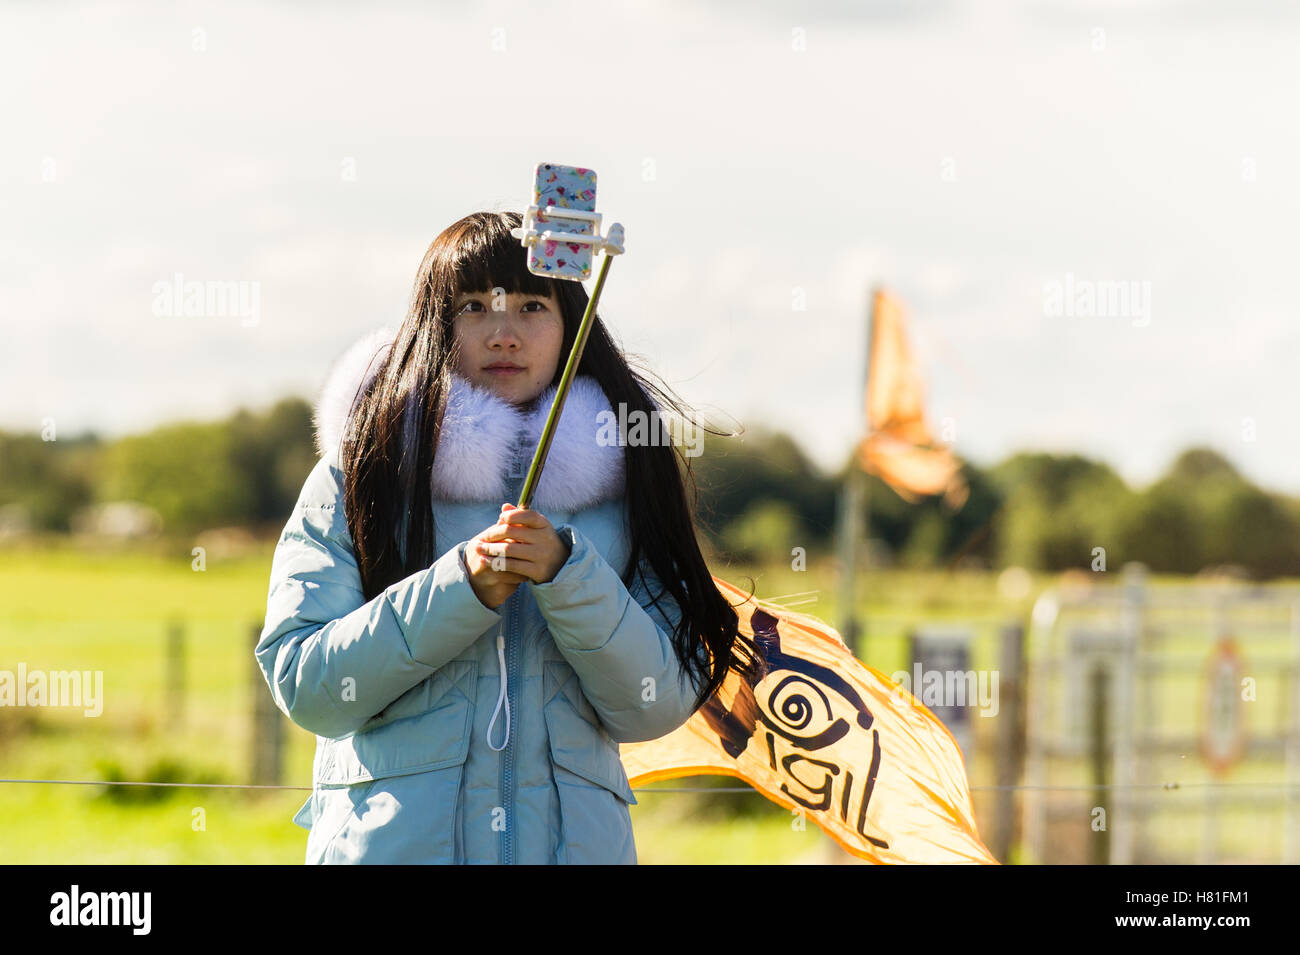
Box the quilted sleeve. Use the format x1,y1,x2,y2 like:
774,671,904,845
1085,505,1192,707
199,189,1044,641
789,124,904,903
255,456,502,739
529,522,708,743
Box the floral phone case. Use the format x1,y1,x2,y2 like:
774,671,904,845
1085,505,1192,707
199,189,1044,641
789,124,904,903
528,163,597,280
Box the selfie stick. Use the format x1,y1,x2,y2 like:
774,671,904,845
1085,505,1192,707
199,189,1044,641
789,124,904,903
510,174,625,510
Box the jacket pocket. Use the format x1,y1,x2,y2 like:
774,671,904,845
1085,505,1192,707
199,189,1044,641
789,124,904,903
308,769,469,864
306,779,378,864
543,660,638,865
302,660,477,864
314,659,477,785
292,793,316,831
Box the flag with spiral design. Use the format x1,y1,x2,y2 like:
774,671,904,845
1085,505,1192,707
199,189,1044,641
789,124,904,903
619,576,998,864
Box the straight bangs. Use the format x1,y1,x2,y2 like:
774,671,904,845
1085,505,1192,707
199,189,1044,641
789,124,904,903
440,214,559,312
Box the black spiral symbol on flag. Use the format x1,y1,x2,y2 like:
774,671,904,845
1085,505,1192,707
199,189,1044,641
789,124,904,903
761,674,850,751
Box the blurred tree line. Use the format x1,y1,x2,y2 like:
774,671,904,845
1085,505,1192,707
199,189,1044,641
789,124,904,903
0,399,317,537
3,400,1299,578
688,430,1300,579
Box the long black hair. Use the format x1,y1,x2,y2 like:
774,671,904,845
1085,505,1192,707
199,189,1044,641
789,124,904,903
339,210,762,712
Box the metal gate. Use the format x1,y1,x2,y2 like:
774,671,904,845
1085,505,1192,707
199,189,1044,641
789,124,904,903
1024,564,1300,864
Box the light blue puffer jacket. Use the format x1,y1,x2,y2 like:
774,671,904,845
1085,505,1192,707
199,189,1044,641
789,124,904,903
255,328,705,864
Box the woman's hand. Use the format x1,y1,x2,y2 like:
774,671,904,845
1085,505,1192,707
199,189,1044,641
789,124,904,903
473,504,573,587
464,517,529,610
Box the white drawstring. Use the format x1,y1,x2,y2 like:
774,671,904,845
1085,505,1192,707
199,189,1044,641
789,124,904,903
487,453,523,754
486,627,510,751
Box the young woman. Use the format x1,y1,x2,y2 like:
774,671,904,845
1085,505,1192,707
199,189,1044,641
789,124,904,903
255,210,761,864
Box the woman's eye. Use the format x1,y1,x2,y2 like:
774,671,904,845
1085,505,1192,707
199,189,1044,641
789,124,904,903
456,298,548,315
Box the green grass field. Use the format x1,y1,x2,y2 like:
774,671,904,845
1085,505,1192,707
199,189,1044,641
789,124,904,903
0,539,898,864
1,537,1293,863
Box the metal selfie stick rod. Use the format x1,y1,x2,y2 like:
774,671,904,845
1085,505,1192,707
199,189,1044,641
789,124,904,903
510,165,625,510
516,246,619,509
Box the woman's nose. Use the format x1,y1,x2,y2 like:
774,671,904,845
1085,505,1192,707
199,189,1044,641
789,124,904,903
485,312,523,347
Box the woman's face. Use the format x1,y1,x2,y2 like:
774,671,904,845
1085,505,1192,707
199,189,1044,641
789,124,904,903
451,286,565,408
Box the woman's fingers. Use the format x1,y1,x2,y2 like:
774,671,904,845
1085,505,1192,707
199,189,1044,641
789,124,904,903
479,522,544,545
475,538,541,568
476,537,554,583
484,557,538,582
469,508,558,586
466,550,526,582
475,548,539,582
497,505,550,529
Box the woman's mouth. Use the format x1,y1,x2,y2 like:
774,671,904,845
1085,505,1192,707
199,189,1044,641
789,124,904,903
485,365,524,376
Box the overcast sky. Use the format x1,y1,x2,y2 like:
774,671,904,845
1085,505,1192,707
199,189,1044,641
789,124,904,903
4,0,1298,493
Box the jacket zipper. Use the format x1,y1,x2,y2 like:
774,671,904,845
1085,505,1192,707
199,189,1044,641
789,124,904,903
501,590,520,865
502,440,526,865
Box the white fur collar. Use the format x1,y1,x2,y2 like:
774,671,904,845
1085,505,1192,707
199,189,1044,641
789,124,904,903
312,325,625,512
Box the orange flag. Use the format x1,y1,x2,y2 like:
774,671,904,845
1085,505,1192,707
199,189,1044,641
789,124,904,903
857,288,968,509
621,577,998,864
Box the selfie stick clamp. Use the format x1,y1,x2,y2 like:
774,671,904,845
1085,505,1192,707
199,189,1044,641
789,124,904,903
511,207,625,258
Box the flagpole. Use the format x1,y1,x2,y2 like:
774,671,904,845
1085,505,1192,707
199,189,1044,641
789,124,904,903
837,286,877,658
836,466,861,656
858,287,878,654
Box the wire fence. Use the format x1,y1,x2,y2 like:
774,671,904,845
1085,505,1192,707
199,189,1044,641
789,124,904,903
6,577,1298,865
2,777,1298,793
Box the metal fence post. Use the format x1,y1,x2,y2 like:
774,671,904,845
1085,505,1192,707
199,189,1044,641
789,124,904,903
1089,661,1111,866
250,621,283,787
992,621,1025,863
1286,602,1300,864
165,617,185,728
1113,562,1144,864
